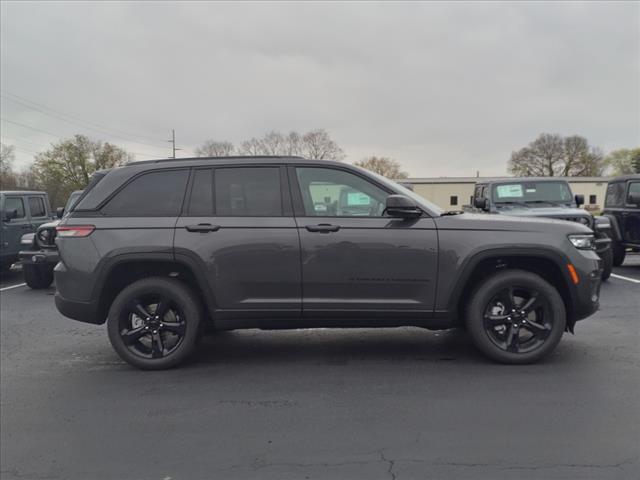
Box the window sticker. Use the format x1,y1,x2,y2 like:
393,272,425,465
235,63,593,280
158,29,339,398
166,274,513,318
347,192,370,205
496,184,524,198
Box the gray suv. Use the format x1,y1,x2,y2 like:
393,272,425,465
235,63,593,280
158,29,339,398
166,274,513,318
54,157,602,369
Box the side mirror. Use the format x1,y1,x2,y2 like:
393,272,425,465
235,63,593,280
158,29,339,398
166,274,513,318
628,193,640,206
474,197,488,210
2,209,18,222
575,194,585,207
56,207,65,219
385,194,421,218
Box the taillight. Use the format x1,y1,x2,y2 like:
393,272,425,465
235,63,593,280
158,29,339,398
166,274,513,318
56,225,95,238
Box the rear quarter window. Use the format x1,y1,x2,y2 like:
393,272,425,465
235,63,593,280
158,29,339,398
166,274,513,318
101,169,189,216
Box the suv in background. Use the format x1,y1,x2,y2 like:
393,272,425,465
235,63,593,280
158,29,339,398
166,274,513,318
472,178,613,280
0,190,53,273
54,157,601,369
18,190,83,289
601,174,640,266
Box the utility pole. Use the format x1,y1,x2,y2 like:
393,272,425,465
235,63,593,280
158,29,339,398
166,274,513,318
167,129,181,158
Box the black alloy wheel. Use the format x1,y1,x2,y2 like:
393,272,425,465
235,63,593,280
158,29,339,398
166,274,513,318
119,295,186,360
466,269,566,364
483,286,552,354
107,277,202,369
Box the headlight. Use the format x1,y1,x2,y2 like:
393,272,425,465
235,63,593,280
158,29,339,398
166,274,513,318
20,233,35,245
568,234,595,250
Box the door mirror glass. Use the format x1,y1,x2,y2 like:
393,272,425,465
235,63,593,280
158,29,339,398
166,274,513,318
474,197,488,210
385,195,421,218
575,194,585,207
3,209,18,222
56,207,65,219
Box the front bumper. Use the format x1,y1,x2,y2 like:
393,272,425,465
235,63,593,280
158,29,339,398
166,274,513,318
19,248,59,266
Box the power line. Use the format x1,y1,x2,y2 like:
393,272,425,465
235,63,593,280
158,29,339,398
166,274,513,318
1,117,162,159
1,89,169,148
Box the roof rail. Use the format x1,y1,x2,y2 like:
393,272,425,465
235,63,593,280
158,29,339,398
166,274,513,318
125,155,307,166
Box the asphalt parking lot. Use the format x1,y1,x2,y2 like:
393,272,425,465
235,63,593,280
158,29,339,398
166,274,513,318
1,258,639,480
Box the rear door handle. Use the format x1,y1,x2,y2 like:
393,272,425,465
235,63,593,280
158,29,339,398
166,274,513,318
306,224,340,233
185,223,220,233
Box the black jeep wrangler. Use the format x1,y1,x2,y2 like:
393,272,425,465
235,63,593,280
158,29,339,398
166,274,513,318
601,174,640,266
19,190,83,289
472,178,613,280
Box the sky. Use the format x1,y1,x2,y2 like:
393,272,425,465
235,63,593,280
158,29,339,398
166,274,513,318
1,1,638,177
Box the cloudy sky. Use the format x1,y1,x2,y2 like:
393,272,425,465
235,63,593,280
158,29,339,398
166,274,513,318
1,1,638,176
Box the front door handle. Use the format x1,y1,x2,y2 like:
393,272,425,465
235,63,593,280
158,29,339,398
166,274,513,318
306,224,340,233
185,223,220,233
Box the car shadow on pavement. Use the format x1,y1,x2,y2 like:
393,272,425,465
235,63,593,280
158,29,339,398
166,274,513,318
189,327,500,368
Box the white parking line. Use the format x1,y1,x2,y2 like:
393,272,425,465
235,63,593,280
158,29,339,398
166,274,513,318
0,283,27,292
610,273,640,284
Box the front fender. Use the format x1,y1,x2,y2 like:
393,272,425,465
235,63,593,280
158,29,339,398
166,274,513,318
600,213,622,241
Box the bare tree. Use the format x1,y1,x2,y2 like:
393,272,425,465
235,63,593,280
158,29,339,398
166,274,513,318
300,129,345,160
195,140,235,157
508,133,605,177
237,129,344,160
354,156,409,179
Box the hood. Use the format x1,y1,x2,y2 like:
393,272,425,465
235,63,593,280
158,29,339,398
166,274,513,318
37,219,61,230
494,205,588,218
435,212,593,234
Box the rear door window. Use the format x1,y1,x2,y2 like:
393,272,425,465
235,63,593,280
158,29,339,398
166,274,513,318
102,169,189,216
188,168,213,216
28,197,46,218
214,167,282,216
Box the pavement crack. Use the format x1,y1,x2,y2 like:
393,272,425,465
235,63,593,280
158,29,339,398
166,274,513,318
379,450,397,480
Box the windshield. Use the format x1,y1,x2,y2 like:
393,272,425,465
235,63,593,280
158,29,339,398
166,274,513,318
357,167,445,216
492,181,573,205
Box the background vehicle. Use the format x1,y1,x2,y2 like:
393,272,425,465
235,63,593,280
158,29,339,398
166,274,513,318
18,190,83,289
0,190,52,273
601,174,640,266
472,178,613,280
54,157,601,369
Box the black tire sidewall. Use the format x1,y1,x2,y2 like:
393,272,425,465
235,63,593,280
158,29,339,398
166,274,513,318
107,277,202,370
612,241,626,266
466,270,566,364
599,248,613,281
23,264,54,289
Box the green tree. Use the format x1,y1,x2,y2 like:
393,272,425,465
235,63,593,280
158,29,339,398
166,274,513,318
353,156,409,179
604,148,640,175
31,135,131,207
0,143,18,190
508,133,605,177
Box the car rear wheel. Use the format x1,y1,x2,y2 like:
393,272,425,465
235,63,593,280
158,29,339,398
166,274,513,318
23,264,54,289
612,241,626,266
107,277,202,370
466,269,566,364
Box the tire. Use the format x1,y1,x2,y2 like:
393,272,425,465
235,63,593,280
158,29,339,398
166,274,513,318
612,241,626,267
23,264,54,289
465,269,566,364
107,277,203,370
599,247,613,281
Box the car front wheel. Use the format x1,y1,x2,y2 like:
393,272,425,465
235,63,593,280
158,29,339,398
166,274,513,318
612,241,626,266
107,277,202,370
466,269,566,364
599,247,613,281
